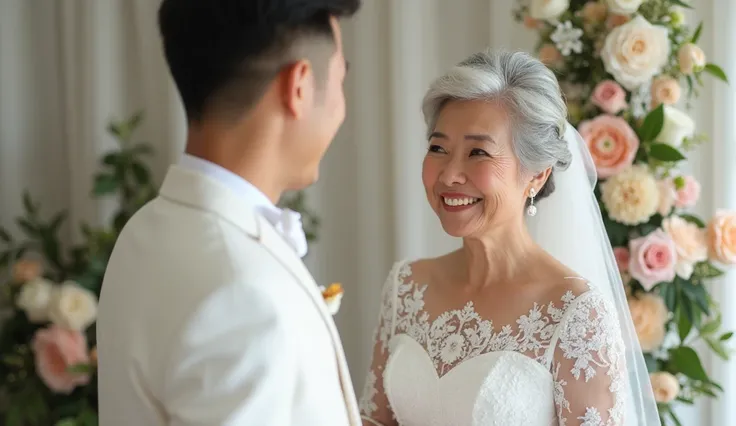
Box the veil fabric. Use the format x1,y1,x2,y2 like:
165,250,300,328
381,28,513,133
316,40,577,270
526,122,661,425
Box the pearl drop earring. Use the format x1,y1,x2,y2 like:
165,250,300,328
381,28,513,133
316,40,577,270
527,188,537,217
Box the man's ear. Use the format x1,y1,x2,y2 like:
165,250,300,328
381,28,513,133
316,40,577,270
280,59,315,119
527,167,552,196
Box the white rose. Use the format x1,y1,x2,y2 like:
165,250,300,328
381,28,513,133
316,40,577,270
48,281,98,331
529,0,570,20
606,0,644,15
678,43,706,75
319,285,343,316
655,106,695,147
16,278,54,323
601,15,670,90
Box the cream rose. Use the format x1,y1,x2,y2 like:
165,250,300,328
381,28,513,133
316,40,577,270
678,43,706,75
662,216,708,279
601,165,660,225
582,2,607,23
628,293,668,352
17,278,54,323
650,372,680,403
601,15,670,90
651,76,681,106
708,210,736,265
539,44,563,67
606,0,644,15
655,106,695,148
48,281,98,331
529,0,570,20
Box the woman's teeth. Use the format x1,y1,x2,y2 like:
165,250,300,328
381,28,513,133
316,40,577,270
443,197,482,206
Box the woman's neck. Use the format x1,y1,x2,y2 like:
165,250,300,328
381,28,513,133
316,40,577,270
459,218,538,289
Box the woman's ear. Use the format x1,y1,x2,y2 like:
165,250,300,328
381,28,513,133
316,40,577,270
527,167,552,196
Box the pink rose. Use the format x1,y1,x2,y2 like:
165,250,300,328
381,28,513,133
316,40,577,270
579,115,640,178
32,325,90,394
629,230,677,291
674,175,701,208
614,247,630,272
591,80,628,114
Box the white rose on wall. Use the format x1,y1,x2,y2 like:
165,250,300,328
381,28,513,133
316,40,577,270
17,278,54,323
529,0,569,20
48,281,98,331
655,106,695,148
678,43,706,75
601,15,670,90
606,0,644,15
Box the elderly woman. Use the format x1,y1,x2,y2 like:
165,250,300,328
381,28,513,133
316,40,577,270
358,50,659,425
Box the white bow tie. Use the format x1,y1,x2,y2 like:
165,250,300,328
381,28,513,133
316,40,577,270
272,208,308,258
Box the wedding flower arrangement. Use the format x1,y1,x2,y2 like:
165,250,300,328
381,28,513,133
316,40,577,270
515,0,735,422
0,113,320,425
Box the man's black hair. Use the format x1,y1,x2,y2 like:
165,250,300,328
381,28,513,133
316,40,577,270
158,0,361,122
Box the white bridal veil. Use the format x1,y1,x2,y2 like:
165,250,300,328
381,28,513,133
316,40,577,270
526,122,661,425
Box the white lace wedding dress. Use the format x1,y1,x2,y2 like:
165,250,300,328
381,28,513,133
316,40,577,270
359,260,626,426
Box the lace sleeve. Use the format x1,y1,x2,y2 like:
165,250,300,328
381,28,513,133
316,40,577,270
359,263,402,426
552,291,626,426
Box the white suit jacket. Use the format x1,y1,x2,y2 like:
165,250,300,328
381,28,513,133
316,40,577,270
96,165,360,426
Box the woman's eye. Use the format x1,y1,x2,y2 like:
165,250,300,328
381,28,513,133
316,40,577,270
470,148,490,157
428,145,446,153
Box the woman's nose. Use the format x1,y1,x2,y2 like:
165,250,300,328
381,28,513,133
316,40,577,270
438,157,467,186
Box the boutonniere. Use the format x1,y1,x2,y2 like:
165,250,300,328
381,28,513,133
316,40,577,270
319,283,344,316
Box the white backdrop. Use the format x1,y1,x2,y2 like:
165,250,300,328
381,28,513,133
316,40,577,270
1,1,734,424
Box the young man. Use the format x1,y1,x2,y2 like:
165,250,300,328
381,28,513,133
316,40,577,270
96,1,361,425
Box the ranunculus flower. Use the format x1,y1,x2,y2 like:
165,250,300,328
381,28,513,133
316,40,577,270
657,179,677,216
614,247,630,272
662,216,708,279
651,76,681,106
529,0,570,20
628,293,668,352
629,229,677,290
47,281,98,331
601,15,670,90
16,278,54,323
591,80,628,114
12,259,42,283
579,115,639,178
606,0,644,15
655,106,695,148
539,44,563,67
601,165,660,225
708,210,736,265
650,372,680,403
32,325,90,394
674,175,700,208
678,43,706,75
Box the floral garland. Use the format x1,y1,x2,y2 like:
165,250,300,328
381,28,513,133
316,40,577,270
515,0,735,422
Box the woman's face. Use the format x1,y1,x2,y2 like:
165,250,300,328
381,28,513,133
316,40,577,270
422,100,531,238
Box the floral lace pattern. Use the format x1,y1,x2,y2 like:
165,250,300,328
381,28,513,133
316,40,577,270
360,261,626,426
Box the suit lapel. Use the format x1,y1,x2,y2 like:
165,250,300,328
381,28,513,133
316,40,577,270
159,166,360,424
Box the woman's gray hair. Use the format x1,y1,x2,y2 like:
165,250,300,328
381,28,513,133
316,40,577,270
422,49,571,201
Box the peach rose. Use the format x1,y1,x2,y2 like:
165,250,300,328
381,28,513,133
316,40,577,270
582,2,607,23
708,210,736,265
650,372,680,403
591,80,628,114
539,44,563,67
628,293,668,352
657,180,677,216
12,259,42,283
524,16,542,30
678,43,706,75
32,325,90,394
614,247,630,272
606,14,630,29
629,230,677,290
662,216,708,279
674,175,700,209
651,76,681,106
579,115,639,178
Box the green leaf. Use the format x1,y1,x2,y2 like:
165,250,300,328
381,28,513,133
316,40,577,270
103,152,120,166
720,331,733,341
669,408,684,426
700,313,722,335
704,63,729,84
132,143,154,155
22,191,37,215
691,21,703,43
16,217,38,237
67,363,93,374
694,261,725,279
5,405,23,426
55,419,78,426
661,282,678,313
678,306,693,341
676,396,695,405
669,346,710,381
685,281,710,315
649,143,686,162
680,214,706,228
93,173,119,196
0,226,11,242
638,104,665,142
132,162,151,184
644,353,658,372
0,251,10,268
77,408,98,426
669,0,693,9
50,211,67,233
706,336,730,361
